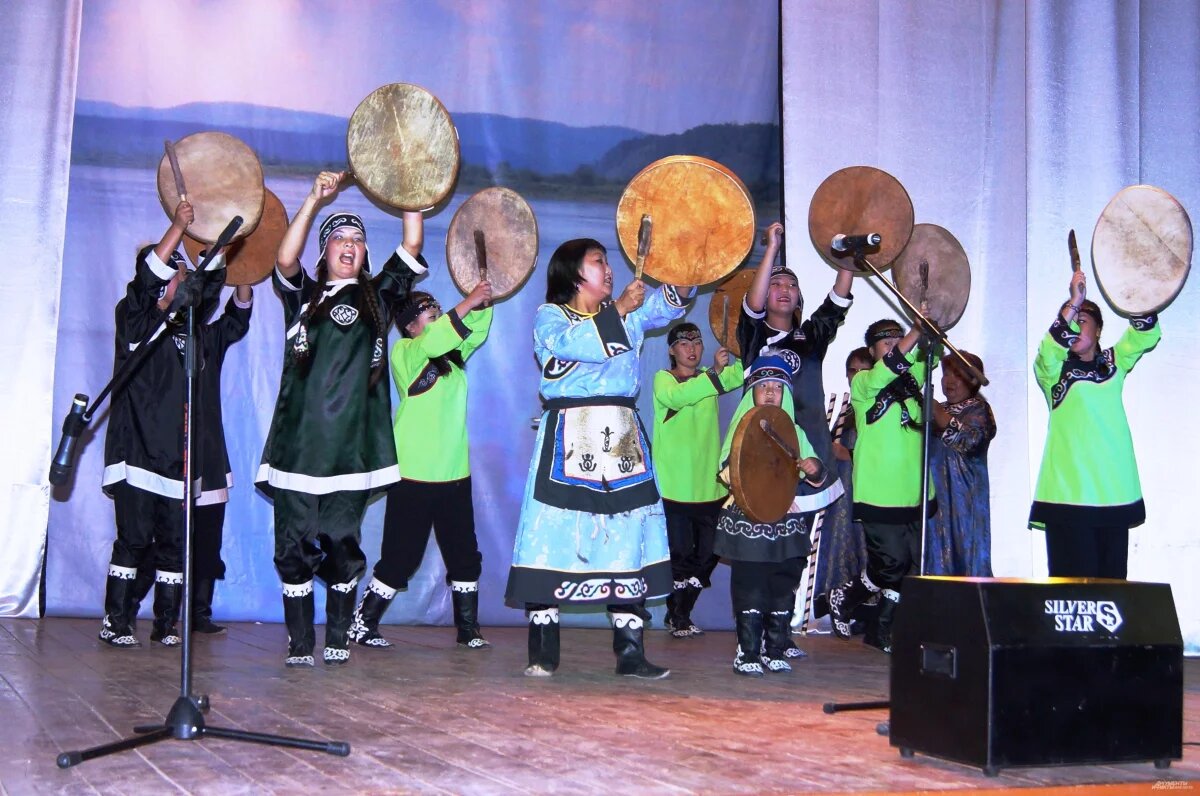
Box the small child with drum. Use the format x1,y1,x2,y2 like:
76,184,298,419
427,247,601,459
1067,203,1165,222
715,352,826,677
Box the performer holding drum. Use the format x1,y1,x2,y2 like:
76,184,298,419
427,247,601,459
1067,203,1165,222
505,238,693,679
349,263,495,651
1028,186,1187,579
716,353,827,676
736,221,851,654
99,201,252,648
256,170,426,667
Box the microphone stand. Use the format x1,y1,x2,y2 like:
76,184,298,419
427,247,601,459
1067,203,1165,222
55,218,349,768
822,246,981,730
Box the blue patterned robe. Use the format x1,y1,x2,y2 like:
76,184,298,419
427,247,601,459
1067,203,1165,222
924,395,996,576
505,286,690,606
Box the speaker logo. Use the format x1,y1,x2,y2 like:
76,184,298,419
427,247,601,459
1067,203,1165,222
1044,599,1123,633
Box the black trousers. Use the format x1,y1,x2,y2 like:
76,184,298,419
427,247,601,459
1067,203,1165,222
375,478,482,589
663,498,722,586
1044,524,1129,579
109,482,183,572
273,488,369,586
729,557,804,613
862,519,920,591
133,503,226,582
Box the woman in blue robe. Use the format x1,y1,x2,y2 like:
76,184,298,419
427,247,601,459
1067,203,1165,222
505,238,691,679
925,351,996,576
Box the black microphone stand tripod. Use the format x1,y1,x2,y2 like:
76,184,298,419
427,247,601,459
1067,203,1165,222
820,244,987,731
54,218,349,768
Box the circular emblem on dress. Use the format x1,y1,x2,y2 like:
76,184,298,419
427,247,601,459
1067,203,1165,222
330,305,360,326
778,349,802,376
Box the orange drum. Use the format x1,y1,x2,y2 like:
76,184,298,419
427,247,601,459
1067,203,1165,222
183,188,287,286
445,187,539,300
616,156,756,286
892,224,971,329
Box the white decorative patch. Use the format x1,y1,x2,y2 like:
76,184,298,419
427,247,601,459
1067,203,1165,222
155,570,183,585
611,613,643,630
109,565,137,580
330,578,359,593
367,579,398,599
778,348,803,377
323,647,350,663
283,581,314,597
529,608,559,625
450,581,479,593
285,655,315,667
330,304,359,326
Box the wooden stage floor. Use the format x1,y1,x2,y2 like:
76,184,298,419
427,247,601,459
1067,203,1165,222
2,618,1197,794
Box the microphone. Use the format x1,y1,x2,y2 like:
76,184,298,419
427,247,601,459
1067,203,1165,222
209,216,244,255
831,232,882,253
49,394,89,486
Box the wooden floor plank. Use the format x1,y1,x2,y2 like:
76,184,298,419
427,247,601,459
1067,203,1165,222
0,619,1195,794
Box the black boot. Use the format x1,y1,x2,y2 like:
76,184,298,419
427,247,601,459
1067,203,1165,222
129,565,155,632
348,578,395,648
666,581,693,638
674,578,705,637
762,610,799,672
283,582,316,667
864,588,899,654
191,578,227,635
733,609,764,677
323,581,357,665
149,573,183,647
98,566,140,648
525,606,560,677
451,581,490,649
611,612,670,679
828,571,879,639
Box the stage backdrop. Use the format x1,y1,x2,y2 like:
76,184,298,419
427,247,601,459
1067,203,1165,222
44,0,781,632
782,0,1199,653
8,1,1196,652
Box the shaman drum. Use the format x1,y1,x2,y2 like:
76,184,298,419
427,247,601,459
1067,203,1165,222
892,223,971,329
1092,185,1192,315
445,187,538,300
707,269,755,356
729,405,800,524
616,155,756,286
157,132,264,244
183,188,288,286
347,83,460,211
808,166,914,273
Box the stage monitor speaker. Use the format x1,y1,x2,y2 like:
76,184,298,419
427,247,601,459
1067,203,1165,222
889,577,1183,776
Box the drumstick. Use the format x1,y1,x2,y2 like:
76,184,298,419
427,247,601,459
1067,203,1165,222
720,295,729,349
759,418,799,462
635,214,652,281
473,229,490,308
473,229,488,285
1068,229,1081,273
163,140,188,204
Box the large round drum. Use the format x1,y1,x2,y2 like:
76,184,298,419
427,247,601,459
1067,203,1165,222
707,269,755,356
157,132,264,244
445,187,539,300
1092,184,1192,315
616,156,755,286
729,405,800,524
184,188,288,286
892,223,971,329
347,83,460,211
808,166,914,273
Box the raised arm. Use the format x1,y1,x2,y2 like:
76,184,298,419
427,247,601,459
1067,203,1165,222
277,171,343,278
745,222,783,314
153,201,193,265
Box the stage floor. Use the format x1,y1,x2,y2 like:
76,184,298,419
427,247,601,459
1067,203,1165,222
2,618,1196,794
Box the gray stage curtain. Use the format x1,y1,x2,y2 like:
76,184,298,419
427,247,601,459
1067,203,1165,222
0,1,82,617
782,0,1199,652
